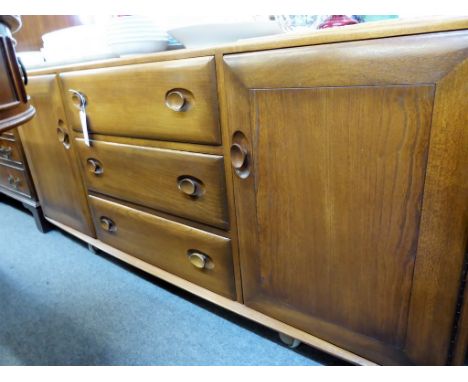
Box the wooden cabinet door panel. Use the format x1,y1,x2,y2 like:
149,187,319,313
223,31,468,364
251,85,433,347
18,75,95,236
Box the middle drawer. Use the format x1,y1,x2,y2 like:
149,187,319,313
0,137,23,165
76,139,229,229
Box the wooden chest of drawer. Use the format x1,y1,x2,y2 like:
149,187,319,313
0,136,23,165
76,139,229,229
0,163,32,197
89,195,236,299
60,56,221,145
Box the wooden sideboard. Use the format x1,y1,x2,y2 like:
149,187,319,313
17,17,468,365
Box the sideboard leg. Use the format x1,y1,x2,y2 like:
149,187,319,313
22,203,51,233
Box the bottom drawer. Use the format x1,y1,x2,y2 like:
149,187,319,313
89,195,236,299
0,165,31,197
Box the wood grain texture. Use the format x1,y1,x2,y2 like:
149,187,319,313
75,139,229,230
224,31,468,89
405,57,468,365
234,86,433,365
89,195,236,299
59,56,221,145
215,51,245,302
251,86,433,345
222,30,468,364
18,74,95,237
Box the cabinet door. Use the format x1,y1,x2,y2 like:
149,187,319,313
223,31,468,365
18,75,95,237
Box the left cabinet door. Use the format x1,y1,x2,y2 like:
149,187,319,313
18,74,95,237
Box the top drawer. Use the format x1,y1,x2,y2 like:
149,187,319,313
60,57,221,145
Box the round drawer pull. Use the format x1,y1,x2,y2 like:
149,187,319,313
87,158,103,175
165,90,187,112
99,216,116,232
177,177,201,196
230,143,248,170
188,251,209,270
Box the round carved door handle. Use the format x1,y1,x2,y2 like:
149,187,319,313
165,90,187,112
87,158,103,175
56,127,70,148
188,252,209,269
230,143,248,169
99,216,116,232
177,177,201,196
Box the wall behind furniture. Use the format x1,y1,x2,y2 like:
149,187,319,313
15,15,82,52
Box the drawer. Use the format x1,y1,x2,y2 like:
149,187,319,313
89,195,236,299
0,138,23,165
60,57,221,145
0,164,31,197
76,139,229,229
0,131,15,140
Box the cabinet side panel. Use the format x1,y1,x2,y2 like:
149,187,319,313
18,75,95,237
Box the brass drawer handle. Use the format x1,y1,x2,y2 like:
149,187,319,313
99,216,116,232
187,251,212,270
7,174,20,189
87,158,103,175
177,177,202,197
0,146,12,159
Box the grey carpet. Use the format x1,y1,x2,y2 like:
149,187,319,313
0,196,347,365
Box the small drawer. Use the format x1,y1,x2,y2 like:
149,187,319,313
76,139,229,229
60,56,221,145
0,138,23,165
0,131,15,141
89,195,236,299
0,165,31,197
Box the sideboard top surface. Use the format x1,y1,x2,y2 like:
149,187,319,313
27,16,468,76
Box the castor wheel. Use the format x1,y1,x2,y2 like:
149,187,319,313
278,332,302,349
88,243,100,254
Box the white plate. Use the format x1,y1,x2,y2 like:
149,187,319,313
108,38,169,44
109,40,168,56
17,51,45,68
107,32,168,38
41,51,118,66
168,21,283,48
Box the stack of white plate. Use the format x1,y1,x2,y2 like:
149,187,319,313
107,16,169,56
41,25,117,65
